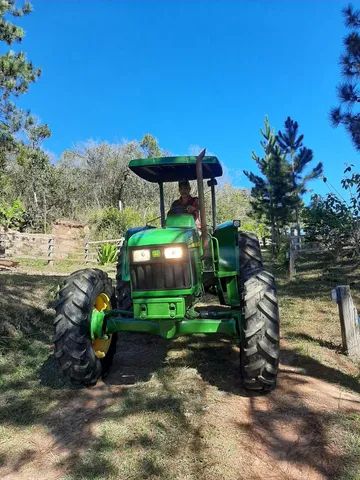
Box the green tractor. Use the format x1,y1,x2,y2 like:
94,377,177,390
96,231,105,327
54,151,280,392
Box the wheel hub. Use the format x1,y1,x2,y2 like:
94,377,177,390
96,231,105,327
91,293,112,359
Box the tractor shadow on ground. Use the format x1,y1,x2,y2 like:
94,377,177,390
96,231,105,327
105,331,255,396
104,332,169,385
105,329,360,396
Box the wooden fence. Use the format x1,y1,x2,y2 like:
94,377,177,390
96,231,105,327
84,238,124,264
0,232,124,265
288,235,325,280
332,285,360,359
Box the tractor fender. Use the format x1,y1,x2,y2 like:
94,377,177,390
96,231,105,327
213,221,239,276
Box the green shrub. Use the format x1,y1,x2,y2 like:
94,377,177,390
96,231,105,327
90,206,142,240
97,243,118,265
0,199,26,231
241,220,270,247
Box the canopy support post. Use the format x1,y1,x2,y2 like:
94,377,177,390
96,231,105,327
208,178,217,231
196,149,209,254
159,182,165,227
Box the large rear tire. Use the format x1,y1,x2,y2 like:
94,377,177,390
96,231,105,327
238,232,280,392
54,268,117,386
238,231,263,281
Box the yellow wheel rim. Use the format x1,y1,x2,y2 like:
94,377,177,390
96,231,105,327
92,293,112,359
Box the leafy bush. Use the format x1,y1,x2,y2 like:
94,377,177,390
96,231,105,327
241,220,270,247
216,184,252,225
304,195,355,255
90,206,142,240
97,243,118,265
304,166,359,258
0,199,26,231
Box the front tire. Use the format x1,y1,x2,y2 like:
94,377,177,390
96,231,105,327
238,232,280,392
54,268,117,386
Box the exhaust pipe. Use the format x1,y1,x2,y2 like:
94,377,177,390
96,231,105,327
195,149,209,254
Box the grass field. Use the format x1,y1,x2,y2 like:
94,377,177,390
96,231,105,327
0,251,359,479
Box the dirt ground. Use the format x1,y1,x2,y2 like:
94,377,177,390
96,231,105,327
1,334,359,480
0,253,359,480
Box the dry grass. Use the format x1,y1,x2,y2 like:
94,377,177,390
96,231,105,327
275,251,360,390
0,253,359,479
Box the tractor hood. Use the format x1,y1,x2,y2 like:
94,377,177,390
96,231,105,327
128,227,196,248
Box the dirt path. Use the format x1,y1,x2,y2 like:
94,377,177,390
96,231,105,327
1,334,359,480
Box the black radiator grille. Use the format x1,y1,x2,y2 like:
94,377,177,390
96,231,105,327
131,261,191,290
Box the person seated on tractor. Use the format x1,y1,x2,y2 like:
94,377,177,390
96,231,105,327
168,180,200,227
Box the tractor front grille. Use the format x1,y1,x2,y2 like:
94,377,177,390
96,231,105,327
130,261,191,291
129,245,193,291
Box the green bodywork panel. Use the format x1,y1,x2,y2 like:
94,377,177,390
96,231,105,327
128,227,196,247
121,221,240,307
213,221,241,306
90,309,240,340
120,226,153,281
133,297,185,320
213,221,239,276
132,288,195,299
126,224,203,303
90,309,105,340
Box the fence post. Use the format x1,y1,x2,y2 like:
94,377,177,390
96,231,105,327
0,234,5,258
84,238,89,264
6,233,13,259
47,237,54,266
289,236,296,280
331,285,360,358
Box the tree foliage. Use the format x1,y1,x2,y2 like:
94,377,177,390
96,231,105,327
304,165,360,257
331,4,360,150
277,116,323,225
241,219,270,247
0,0,50,166
244,117,295,251
215,183,251,225
245,116,321,254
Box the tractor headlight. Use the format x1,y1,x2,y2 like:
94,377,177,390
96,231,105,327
133,249,151,262
164,246,183,259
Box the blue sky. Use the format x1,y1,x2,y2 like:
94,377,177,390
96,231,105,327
15,0,360,199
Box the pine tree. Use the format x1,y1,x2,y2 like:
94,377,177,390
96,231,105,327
331,4,360,150
277,117,323,234
0,1,50,167
244,117,295,253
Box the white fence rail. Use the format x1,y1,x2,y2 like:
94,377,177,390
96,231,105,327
84,238,124,264
0,231,125,265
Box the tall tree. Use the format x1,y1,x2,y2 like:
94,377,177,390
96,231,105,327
0,1,51,232
331,4,360,150
0,1,50,168
277,116,323,233
244,117,295,253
